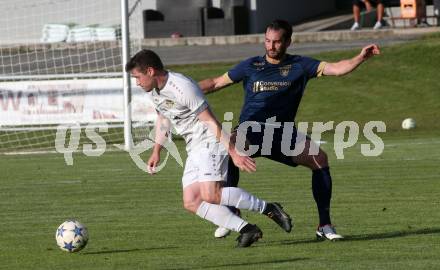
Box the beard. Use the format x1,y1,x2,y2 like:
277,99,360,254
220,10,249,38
266,47,286,60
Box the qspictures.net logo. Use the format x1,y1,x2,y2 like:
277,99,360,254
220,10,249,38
55,112,386,172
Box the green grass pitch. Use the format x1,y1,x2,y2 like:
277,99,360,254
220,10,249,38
1,36,440,269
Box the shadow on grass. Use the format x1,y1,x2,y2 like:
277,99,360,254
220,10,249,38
276,227,440,245
82,246,178,255
162,257,309,270
342,227,440,242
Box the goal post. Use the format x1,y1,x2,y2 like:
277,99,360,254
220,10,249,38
121,0,133,151
0,0,153,153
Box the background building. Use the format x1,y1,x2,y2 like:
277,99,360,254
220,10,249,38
0,0,338,43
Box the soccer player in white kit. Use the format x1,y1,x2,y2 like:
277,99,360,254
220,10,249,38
126,49,292,247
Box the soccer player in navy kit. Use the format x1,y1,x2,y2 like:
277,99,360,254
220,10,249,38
199,19,380,240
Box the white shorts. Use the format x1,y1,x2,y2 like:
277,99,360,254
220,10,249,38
181,143,228,189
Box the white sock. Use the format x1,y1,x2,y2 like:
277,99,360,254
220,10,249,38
196,201,247,232
220,187,267,214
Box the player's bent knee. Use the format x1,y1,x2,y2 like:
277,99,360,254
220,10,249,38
320,151,329,163
313,151,329,169
200,193,220,205
183,200,199,213
199,182,222,204
183,194,202,213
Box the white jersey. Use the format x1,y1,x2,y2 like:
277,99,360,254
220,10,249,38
149,71,219,153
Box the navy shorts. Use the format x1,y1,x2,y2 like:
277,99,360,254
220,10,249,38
235,123,300,167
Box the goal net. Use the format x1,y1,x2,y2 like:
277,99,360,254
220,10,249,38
0,0,155,153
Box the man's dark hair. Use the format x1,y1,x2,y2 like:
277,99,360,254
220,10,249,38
266,19,292,42
125,49,164,72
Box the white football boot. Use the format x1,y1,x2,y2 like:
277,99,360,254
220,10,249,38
214,208,240,238
214,227,231,238
316,224,344,241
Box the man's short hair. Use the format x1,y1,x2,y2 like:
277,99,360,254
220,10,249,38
266,19,292,42
125,49,164,72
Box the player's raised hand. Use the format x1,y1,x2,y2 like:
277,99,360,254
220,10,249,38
360,44,380,60
147,152,160,175
230,150,256,173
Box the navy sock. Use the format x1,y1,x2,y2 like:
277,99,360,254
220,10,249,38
225,156,240,214
312,167,332,226
226,157,240,187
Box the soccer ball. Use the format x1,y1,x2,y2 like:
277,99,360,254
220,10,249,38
402,118,416,130
55,220,89,252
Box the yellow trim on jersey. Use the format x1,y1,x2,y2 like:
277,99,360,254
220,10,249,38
317,61,327,77
222,72,234,84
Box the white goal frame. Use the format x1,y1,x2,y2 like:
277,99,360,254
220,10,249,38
0,0,150,153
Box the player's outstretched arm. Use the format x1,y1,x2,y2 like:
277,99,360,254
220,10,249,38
147,113,171,175
197,108,256,173
323,44,380,76
198,73,234,95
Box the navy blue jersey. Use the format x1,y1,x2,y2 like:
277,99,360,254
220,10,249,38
228,54,323,124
